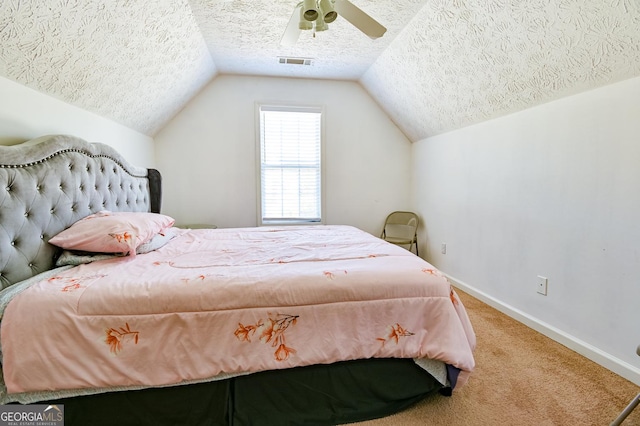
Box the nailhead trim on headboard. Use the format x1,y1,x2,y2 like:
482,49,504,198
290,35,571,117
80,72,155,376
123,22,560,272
0,149,144,176
0,135,161,289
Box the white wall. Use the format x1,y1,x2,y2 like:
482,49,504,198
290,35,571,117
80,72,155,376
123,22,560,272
413,76,640,384
0,76,154,167
155,75,412,235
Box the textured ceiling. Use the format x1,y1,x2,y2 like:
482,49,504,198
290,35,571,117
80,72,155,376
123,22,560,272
189,0,426,80
0,0,639,140
0,0,217,136
362,0,640,140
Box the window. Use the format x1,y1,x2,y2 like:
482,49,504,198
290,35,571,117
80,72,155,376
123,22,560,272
258,105,323,225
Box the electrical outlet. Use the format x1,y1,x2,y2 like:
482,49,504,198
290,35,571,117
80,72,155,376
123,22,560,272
441,243,446,254
536,276,548,296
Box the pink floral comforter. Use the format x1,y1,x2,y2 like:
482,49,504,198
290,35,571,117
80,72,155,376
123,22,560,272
1,225,475,396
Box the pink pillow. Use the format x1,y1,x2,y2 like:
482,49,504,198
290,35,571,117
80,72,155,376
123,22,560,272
49,211,175,256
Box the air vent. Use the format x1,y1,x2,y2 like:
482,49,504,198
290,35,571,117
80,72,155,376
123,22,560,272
278,57,313,66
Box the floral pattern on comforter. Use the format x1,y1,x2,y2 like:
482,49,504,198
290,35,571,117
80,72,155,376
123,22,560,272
0,225,475,397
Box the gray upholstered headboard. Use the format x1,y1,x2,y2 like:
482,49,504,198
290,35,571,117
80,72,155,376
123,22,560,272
0,135,162,289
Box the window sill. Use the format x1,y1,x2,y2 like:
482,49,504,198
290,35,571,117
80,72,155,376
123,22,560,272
261,220,323,226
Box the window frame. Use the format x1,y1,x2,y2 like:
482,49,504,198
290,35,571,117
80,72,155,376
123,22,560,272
256,103,326,226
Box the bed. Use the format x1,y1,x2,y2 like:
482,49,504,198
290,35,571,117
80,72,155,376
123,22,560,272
0,135,475,426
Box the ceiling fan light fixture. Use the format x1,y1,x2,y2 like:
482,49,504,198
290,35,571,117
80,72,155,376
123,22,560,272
319,0,337,23
302,0,319,21
299,7,313,30
281,0,387,46
314,15,328,32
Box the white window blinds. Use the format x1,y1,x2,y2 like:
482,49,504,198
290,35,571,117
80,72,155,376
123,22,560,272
259,106,322,224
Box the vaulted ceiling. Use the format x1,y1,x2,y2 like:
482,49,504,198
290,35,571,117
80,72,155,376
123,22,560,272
1,0,639,141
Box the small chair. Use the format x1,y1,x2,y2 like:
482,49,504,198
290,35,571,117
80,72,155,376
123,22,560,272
380,211,419,255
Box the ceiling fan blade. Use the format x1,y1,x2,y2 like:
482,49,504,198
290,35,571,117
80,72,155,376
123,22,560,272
281,5,302,46
334,0,386,39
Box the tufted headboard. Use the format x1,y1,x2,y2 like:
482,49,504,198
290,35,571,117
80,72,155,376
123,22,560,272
0,134,162,289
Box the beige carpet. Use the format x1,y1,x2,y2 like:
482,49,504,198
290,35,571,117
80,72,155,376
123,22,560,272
350,289,640,426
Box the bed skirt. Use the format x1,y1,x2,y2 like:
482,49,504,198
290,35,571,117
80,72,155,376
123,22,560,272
28,358,444,426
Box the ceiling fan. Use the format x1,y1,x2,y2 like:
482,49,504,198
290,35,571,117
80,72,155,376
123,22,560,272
281,0,387,46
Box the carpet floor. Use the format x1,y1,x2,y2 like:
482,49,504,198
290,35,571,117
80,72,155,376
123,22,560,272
349,289,640,426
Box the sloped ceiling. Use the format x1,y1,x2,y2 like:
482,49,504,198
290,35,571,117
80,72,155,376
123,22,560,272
362,0,640,141
0,0,217,136
0,0,639,141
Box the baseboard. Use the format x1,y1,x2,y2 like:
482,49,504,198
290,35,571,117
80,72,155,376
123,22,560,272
446,273,640,386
